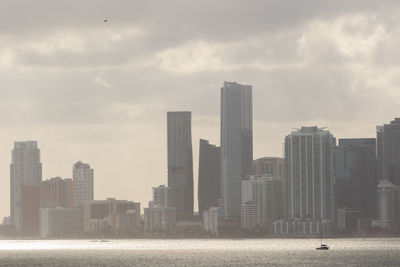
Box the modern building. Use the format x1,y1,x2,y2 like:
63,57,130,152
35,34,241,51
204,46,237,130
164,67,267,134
83,198,141,233
285,126,336,221
253,157,284,177
152,185,175,208
39,207,82,237
202,207,219,235
41,177,73,209
336,208,365,232
377,126,384,182
270,219,324,237
377,118,400,185
10,141,42,232
377,180,400,230
198,139,220,215
335,138,377,218
72,161,94,207
167,111,194,220
144,185,177,234
241,175,286,229
219,81,253,220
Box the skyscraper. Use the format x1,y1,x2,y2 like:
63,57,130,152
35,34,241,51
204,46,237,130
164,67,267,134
219,81,253,220
335,138,377,218
167,111,193,219
72,161,94,207
41,177,73,209
10,141,42,231
377,118,400,185
198,139,220,215
377,180,400,230
253,157,285,177
285,127,335,221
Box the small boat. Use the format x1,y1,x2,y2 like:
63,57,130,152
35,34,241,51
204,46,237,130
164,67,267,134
316,244,329,250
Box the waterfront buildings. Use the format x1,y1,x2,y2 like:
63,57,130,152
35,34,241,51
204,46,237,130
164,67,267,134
10,141,42,232
39,207,82,237
240,201,257,230
198,139,220,216
219,81,253,220
152,185,175,208
202,207,219,235
377,118,400,185
83,198,141,233
377,180,400,230
253,157,284,177
72,161,94,207
167,111,194,220
21,185,41,233
335,138,377,218
144,185,177,234
41,177,73,209
285,127,336,221
241,175,286,229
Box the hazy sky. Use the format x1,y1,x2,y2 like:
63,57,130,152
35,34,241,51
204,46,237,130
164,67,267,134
1,0,400,219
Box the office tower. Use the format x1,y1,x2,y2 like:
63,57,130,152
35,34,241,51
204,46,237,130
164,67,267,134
335,138,377,218
41,177,73,209
198,139,220,215
10,141,42,231
219,81,253,220
152,185,174,208
377,180,400,230
144,185,177,234
285,126,336,221
167,111,194,219
377,118,400,185
253,157,285,177
376,126,384,182
83,198,141,233
72,161,94,207
241,175,286,229
21,185,41,233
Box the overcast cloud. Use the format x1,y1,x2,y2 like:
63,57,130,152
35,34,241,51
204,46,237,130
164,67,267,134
1,0,400,218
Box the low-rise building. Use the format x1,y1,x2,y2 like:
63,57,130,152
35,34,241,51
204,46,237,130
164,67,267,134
337,208,365,232
202,207,219,235
39,207,82,237
240,201,257,230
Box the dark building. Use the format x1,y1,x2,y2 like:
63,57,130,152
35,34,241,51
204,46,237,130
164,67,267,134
198,139,220,215
377,118,400,185
335,138,377,218
167,111,194,219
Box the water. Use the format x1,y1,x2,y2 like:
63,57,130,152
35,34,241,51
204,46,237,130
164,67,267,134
0,238,399,266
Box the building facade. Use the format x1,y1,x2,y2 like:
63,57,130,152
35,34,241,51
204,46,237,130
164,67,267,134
335,138,377,218
167,111,194,220
198,139,220,215
253,157,284,177
41,177,73,209
285,127,336,221
152,185,175,208
219,81,253,220
202,207,219,235
72,161,94,207
377,180,400,230
10,141,42,231
39,207,82,237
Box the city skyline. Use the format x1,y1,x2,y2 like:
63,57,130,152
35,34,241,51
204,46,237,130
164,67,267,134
2,1,400,221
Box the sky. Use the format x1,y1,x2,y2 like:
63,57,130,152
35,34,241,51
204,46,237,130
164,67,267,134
1,0,400,219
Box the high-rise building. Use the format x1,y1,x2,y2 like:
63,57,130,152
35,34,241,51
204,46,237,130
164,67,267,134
253,157,284,177
167,111,193,219
72,161,94,207
335,138,377,218
285,126,336,221
144,185,177,234
41,177,73,209
377,180,400,230
21,185,41,234
377,126,384,182
377,118,400,185
10,141,42,231
219,81,253,220
241,175,286,229
198,139,220,215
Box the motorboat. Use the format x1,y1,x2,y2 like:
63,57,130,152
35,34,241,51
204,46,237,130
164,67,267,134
316,244,329,250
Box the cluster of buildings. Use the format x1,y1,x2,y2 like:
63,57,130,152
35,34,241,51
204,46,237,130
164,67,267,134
3,81,400,238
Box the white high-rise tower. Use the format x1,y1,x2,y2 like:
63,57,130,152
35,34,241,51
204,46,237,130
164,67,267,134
72,161,94,207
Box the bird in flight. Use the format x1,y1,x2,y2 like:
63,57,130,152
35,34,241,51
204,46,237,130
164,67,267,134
104,19,108,22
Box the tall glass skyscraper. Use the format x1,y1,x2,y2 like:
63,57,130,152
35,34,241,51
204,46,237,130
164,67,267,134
10,141,42,231
285,127,335,221
72,161,94,207
198,139,220,215
219,81,253,220
167,111,193,219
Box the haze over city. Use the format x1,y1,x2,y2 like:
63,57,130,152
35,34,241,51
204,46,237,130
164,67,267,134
1,0,400,222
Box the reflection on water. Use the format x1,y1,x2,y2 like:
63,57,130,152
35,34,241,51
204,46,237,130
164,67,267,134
0,238,399,266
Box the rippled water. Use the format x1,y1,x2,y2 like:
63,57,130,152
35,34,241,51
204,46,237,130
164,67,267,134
0,238,399,266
